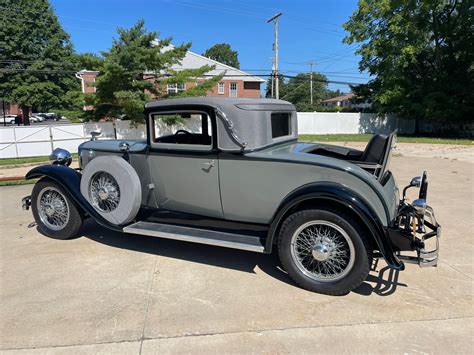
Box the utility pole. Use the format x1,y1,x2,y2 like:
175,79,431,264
267,12,282,99
271,57,275,98
309,62,314,105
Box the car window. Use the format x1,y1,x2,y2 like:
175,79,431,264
152,111,212,150
271,113,291,138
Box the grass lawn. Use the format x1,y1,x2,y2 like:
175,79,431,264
299,134,473,145
0,153,78,166
0,179,37,186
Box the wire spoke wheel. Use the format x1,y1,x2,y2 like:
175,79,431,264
89,171,121,213
290,220,355,282
37,187,70,231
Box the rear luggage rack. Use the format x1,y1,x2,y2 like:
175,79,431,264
396,206,441,267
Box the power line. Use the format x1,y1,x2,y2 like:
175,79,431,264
0,68,367,85
0,63,370,80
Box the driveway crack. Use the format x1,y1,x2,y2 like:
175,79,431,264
139,257,159,355
2,315,472,352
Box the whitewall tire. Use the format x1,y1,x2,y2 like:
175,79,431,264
80,155,142,225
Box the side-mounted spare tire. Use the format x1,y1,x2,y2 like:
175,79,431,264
80,155,141,225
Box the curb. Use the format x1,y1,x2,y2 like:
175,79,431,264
0,161,49,169
0,176,25,182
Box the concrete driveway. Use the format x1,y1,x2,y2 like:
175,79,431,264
0,155,472,354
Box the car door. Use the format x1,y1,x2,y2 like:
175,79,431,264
147,110,223,219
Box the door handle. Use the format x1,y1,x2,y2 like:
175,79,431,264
203,160,215,168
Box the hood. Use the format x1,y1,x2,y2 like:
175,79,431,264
79,140,147,153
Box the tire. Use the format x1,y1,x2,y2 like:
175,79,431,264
10,120,15,125
278,209,372,295
31,179,83,240
80,155,141,225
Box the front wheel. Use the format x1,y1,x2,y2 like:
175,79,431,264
31,179,83,239
278,209,371,295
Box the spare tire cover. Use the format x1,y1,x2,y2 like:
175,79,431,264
80,155,141,225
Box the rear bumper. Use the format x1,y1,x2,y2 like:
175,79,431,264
387,203,441,268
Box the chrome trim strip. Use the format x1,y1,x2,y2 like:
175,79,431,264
353,163,382,170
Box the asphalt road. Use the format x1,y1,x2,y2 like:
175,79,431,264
0,155,472,354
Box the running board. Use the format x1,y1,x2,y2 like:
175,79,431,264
123,221,265,253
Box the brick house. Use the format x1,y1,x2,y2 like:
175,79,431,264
76,48,264,103
1,102,22,115
75,70,99,110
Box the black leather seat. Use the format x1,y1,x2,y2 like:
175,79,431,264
361,134,390,164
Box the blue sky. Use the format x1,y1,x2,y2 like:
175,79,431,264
50,0,368,92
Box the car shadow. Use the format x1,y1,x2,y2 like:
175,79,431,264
80,220,293,285
353,265,408,296
80,220,406,296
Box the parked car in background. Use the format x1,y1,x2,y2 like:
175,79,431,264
0,115,18,125
32,113,46,121
34,113,49,120
22,97,440,295
30,115,45,123
45,113,58,120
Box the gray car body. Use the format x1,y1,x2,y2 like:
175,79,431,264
78,97,399,228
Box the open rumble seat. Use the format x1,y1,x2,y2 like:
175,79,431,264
308,133,395,177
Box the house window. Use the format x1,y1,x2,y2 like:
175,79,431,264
229,82,237,98
167,83,186,95
218,82,225,95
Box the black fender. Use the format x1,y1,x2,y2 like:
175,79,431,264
265,182,404,270
25,164,122,232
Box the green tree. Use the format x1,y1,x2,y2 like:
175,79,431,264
344,0,474,130
74,53,104,71
0,0,79,122
279,73,332,111
264,73,287,99
92,20,222,122
203,43,240,68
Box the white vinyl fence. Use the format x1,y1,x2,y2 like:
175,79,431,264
1,113,415,159
0,122,146,159
296,112,415,135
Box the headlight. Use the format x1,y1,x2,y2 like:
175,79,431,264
412,198,427,216
50,148,72,166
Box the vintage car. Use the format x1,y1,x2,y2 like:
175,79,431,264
22,98,440,295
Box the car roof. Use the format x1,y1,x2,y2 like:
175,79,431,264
145,97,298,152
144,97,295,110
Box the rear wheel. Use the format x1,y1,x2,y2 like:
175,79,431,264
31,179,83,240
278,209,371,295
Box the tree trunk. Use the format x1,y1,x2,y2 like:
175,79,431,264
21,105,30,126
